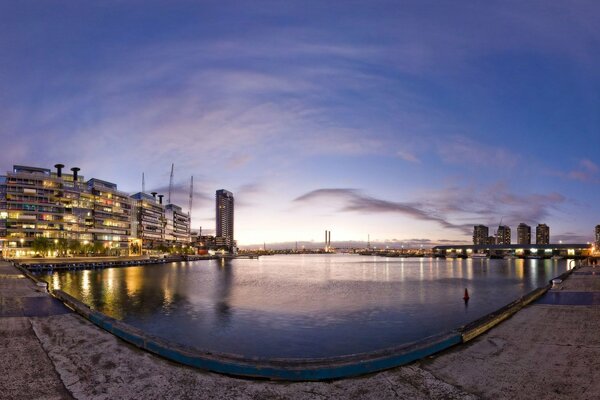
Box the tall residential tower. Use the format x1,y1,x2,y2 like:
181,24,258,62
473,225,489,245
536,224,550,245
496,225,511,245
215,189,234,251
517,223,531,245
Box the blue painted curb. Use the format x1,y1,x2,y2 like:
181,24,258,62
52,289,461,381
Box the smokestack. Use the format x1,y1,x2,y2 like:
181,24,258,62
325,230,328,248
328,231,331,247
70,167,80,182
158,194,164,205
151,192,157,200
54,164,64,177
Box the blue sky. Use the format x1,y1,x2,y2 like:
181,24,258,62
2,1,600,246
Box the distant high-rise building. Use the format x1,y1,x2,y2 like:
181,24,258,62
487,236,496,245
216,189,234,251
517,223,531,245
473,225,489,245
595,225,600,247
496,225,511,245
536,224,550,245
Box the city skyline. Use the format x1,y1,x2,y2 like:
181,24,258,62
2,2,600,246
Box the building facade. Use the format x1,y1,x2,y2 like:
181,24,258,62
130,192,165,252
496,225,511,245
87,178,133,255
517,223,531,245
0,165,133,257
0,164,198,258
536,224,550,245
595,225,600,247
215,189,234,251
165,203,191,245
473,225,489,245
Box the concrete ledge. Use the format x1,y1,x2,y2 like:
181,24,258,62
460,287,549,342
51,289,461,381
460,266,579,343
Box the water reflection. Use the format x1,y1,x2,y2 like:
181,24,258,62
39,255,569,358
214,261,233,327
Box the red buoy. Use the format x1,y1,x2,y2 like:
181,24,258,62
463,288,470,301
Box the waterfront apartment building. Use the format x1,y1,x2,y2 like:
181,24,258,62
517,223,531,245
216,189,234,251
0,164,195,258
473,225,489,245
536,223,550,245
130,192,165,251
165,203,191,245
496,225,511,245
595,225,600,247
0,165,132,257
86,178,133,254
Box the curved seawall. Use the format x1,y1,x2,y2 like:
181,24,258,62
49,262,576,381
52,289,462,380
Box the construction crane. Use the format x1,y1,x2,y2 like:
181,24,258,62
168,163,174,204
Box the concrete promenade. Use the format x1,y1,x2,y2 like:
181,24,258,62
2,260,600,399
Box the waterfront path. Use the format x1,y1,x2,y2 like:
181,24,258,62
2,260,600,399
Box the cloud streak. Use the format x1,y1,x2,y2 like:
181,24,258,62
294,184,568,237
294,189,473,234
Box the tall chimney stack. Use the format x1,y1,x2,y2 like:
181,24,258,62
158,194,164,205
70,167,80,182
54,164,64,177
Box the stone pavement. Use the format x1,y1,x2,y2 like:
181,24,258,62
2,260,600,399
0,262,72,399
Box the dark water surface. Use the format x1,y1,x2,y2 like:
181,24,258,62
39,254,570,358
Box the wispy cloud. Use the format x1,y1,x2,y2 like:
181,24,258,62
294,188,473,234
435,135,519,168
566,159,600,183
294,184,567,237
419,182,566,227
397,149,420,163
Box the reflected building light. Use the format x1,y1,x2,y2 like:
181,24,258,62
81,270,91,298
52,273,60,291
164,286,173,307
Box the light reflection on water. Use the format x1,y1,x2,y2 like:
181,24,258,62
39,255,569,358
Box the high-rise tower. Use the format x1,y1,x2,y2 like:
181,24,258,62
496,225,511,245
536,224,550,245
517,223,531,245
473,225,489,245
216,189,234,251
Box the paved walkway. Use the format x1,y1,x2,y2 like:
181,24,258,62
2,261,600,399
0,262,72,399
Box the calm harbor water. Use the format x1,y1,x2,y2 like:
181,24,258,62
40,254,569,358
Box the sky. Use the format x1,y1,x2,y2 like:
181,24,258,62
2,1,600,248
